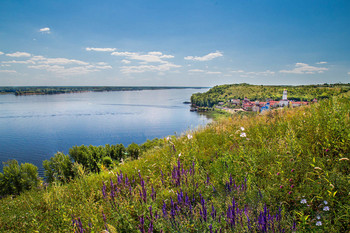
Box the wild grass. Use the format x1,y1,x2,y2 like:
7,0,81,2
0,96,349,232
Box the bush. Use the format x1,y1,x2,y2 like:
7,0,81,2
0,160,39,196
126,142,140,160
102,156,113,168
43,152,74,183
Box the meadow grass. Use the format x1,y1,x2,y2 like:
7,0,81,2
0,96,349,232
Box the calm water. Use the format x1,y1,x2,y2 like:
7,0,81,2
0,89,210,174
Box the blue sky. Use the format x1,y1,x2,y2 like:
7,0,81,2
0,0,349,86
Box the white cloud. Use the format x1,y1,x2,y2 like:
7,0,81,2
206,71,222,74
86,65,112,70
230,70,245,73
189,69,205,72
1,64,11,67
25,55,110,76
86,47,116,52
120,62,181,74
121,59,131,64
188,69,222,75
0,51,4,55
348,72,350,75
38,58,89,65
0,70,17,73
6,52,31,57
28,63,110,76
316,61,327,64
279,63,328,74
246,70,275,76
111,51,174,63
39,27,51,33
2,60,35,64
229,69,275,77
184,51,223,61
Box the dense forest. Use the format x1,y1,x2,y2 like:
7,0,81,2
191,83,350,107
0,86,205,96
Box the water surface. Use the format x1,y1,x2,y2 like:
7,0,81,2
0,89,211,174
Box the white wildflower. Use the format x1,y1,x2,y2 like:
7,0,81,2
300,199,307,204
316,215,321,220
166,136,171,141
240,132,247,138
187,134,193,140
240,127,245,131
324,200,328,205
323,206,329,211
178,153,182,157
316,221,322,226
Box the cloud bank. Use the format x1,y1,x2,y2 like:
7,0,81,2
279,63,328,74
6,52,31,57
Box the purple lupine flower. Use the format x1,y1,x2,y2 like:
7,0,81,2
151,186,156,201
185,193,190,206
170,198,176,219
160,169,165,185
139,190,143,204
162,201,167,218
226,181,231,192
139,215,145,233
77,217,83,233
199,208,203,223
102,211,109,231
102,182,106,198
139,171,142,181
110,179,115,200
149,205,153,219
148,221,153,233
206,173,210,185
211,204,216,220
71,216,76,227
209,224,213,233
125,174,129,186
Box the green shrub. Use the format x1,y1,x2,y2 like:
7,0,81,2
126,142,140,160
0,160,39,196
43,152,74,183
102,156,113,168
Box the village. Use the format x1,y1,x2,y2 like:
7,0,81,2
192,89,317,113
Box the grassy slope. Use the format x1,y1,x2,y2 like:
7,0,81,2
0,97,349,232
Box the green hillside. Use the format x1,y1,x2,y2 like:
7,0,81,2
0,90,349,232
191,83,350,107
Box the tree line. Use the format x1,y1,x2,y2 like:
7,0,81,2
191,83,350,107
0,138,164,197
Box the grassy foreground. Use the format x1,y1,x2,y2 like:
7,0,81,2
0,97,349,232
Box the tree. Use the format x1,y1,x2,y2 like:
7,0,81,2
0,160,39,196
127,143,140,160
43,152,74,183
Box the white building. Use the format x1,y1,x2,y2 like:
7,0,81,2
279,89,289,107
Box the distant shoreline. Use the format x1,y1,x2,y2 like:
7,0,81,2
0,86,209,96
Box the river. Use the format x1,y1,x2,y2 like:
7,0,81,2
0,88,211,174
